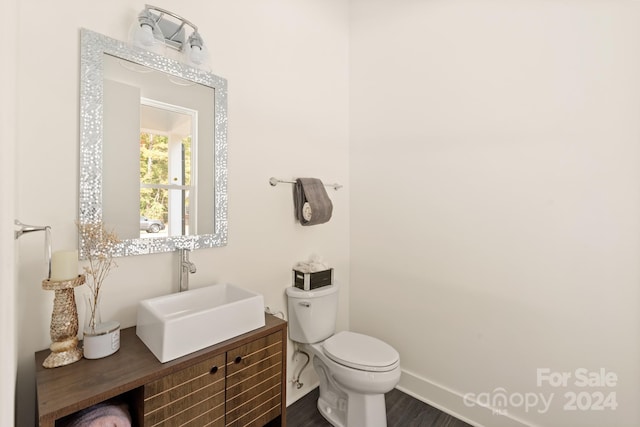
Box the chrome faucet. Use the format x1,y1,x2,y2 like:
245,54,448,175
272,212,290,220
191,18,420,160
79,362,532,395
179,249,197,292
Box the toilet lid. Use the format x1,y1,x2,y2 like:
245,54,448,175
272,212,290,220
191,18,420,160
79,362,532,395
322,331,399,372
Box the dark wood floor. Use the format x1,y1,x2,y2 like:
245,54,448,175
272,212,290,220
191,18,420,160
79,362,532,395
287,387,473,427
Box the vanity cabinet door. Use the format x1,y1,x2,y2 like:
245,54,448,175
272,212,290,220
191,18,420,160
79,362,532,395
225,331,284,427
143,353,226,426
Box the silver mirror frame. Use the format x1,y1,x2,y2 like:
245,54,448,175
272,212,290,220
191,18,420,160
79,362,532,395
79,29,228,257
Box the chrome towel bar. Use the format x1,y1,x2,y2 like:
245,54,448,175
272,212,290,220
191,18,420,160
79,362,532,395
269,177,342,191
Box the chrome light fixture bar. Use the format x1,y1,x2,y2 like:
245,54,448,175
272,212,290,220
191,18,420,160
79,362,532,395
133,4,208,67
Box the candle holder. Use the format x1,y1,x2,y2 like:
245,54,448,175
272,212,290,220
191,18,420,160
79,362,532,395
41,274,85,368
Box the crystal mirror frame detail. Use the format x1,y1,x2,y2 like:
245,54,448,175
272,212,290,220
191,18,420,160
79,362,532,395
79,29,228,257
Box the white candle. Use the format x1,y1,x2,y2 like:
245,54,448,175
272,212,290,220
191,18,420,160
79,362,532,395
50,250,79,281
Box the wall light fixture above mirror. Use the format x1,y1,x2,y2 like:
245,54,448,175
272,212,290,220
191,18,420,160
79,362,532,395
79,29,227,258
130,4,209,68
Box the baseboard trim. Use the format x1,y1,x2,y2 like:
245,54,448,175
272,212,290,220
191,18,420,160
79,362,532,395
397,369,535,427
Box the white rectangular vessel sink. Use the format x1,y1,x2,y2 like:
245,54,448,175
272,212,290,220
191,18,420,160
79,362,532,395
136,283,265,363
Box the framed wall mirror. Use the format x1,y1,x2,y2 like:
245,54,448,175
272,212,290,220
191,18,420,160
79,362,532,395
79,29,227,257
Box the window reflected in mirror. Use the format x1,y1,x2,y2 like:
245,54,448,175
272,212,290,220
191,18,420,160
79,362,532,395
139,101,197,239
100,52,216,241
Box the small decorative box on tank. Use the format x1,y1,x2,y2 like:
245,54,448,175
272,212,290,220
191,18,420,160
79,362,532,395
292,268,334,290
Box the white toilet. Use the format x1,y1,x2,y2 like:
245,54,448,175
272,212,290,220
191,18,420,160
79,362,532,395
286,284,401,427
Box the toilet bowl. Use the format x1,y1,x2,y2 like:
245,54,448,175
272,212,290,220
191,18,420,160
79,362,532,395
286,284,401,427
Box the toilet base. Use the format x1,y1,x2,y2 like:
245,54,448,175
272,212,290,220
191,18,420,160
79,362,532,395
317,395,347,427
309,345,391,427
315,378,389,427
314,356,348,427
318,392,387,427
347,393,387,427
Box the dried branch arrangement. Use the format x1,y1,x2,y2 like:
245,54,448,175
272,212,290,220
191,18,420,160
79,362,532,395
77,222,120,330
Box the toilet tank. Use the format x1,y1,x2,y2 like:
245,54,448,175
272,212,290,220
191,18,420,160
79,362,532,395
286,284,338,343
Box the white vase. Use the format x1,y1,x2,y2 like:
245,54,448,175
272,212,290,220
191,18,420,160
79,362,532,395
83,293,120,359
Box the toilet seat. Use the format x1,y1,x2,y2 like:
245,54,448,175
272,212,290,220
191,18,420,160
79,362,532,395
322,331,399,372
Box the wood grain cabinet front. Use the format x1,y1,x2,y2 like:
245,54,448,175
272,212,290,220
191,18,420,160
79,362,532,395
226,331,283,427
142,331,284,427
143,353,226,426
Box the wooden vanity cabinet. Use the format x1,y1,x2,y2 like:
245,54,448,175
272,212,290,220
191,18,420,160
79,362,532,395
226,332,283,427
35,315,287,427
143,353,226,426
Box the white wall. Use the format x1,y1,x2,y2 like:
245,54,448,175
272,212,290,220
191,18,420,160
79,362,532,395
350,1,640,426
0,0,18,425
14,1,349,425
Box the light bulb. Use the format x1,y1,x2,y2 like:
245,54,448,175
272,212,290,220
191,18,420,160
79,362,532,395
184,31,208,69
136,24,156,48
189,45,204,65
